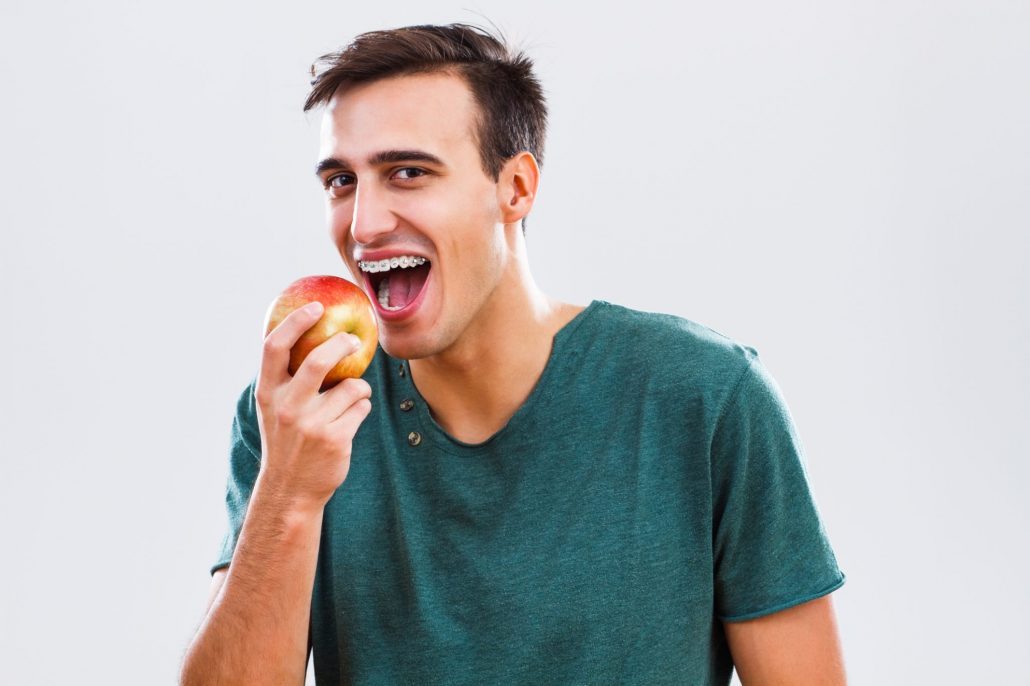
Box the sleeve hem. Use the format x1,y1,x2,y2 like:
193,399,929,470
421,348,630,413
210,560,231,576
718,572,846,623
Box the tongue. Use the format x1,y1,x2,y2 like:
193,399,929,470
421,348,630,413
388,263,430,309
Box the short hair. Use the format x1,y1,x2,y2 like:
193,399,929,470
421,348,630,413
304,23,548,185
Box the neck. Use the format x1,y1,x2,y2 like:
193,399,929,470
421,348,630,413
408,229,582,443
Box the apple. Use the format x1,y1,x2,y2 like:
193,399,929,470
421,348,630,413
263,275,379,391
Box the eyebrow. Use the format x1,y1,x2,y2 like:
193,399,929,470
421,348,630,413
314,149,445,176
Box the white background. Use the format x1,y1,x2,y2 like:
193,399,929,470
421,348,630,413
1,1,1027,684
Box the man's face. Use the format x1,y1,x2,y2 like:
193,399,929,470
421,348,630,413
317,72,508,361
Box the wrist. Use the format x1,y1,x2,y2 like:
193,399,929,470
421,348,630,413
253,469,328,521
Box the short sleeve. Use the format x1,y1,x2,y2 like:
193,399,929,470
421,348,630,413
210,377,262,576
711,355,845,621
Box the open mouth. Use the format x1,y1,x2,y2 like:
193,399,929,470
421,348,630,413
358,256,432,313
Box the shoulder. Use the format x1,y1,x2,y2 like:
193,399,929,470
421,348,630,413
581,300,759,397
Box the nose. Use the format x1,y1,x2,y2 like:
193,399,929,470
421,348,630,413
350,180,398,246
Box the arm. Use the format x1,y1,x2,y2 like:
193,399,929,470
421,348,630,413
710,356,847,683
180,302,372,685
179,482,324,685
723,594,847,686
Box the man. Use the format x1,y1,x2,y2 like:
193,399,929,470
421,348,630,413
181,23,847,685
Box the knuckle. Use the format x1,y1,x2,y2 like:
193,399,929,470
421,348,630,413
262,336,285,355
296,418,320,438
254,384,272,406
308,352,335,370
275,408,299,426
318,427,343,450
343,378,372,397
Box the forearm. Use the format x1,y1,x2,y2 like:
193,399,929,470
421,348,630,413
181,474,324,686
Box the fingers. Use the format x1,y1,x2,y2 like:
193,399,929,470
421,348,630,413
317,376,373,424
289,330,365,399
327,395,373,444
260,302,325,390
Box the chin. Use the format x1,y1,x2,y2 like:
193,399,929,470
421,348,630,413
378,331,441,362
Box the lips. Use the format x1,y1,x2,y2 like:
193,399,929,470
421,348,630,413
353,249,435,322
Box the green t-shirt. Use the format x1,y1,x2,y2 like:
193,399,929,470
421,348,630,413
213,300,845,685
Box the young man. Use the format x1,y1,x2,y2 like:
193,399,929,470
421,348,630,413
181,24,847,685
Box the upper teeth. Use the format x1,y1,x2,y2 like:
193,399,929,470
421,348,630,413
358,255,427,273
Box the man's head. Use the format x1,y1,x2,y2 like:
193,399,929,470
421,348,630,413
306,24,549,361
306,23,547,207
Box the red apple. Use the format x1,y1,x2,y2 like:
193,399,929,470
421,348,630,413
263,275,379,391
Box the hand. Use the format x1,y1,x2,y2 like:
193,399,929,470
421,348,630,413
253,302,373,512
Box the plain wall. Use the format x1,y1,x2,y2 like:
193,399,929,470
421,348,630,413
1,1,1027,683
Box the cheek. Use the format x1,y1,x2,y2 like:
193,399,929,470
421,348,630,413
328,201,354,245
395,192,451,225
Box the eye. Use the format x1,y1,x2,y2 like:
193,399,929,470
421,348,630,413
326,173,355,189
393,167,427,180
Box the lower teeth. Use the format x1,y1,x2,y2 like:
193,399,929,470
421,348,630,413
377,277,403,311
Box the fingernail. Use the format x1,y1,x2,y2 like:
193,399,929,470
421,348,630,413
349,335,361,348
306,302,323,315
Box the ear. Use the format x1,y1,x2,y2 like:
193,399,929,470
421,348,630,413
496,152,540,225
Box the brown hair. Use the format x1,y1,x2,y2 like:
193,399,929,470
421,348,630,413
304,23,548,184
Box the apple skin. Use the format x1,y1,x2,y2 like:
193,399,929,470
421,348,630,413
263,275,379,391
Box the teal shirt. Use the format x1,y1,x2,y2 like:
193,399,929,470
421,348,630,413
214,300,845,684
